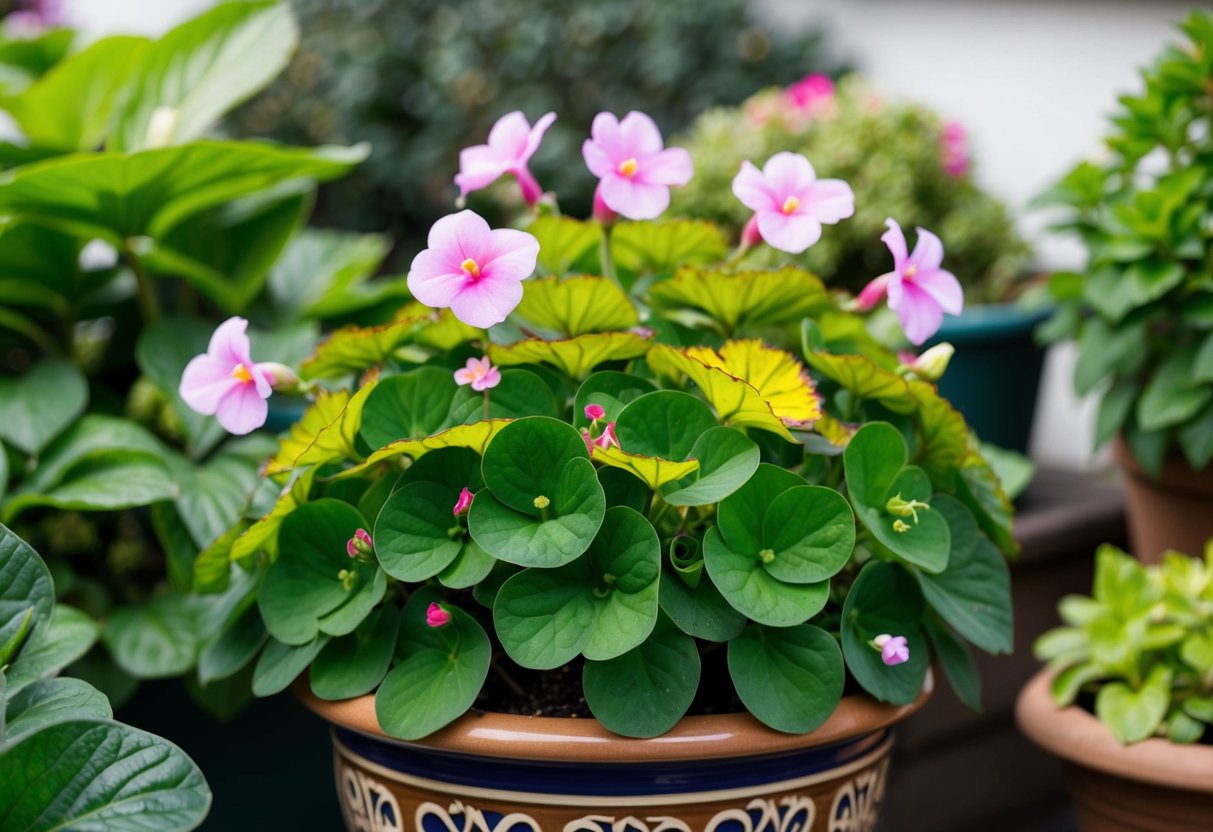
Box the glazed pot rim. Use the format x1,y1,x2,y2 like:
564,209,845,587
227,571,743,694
296,671,933,764
1016,668,1213,794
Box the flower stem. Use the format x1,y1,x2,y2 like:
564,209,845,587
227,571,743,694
599,225,619,286
483,390,490,420
124,244,161,324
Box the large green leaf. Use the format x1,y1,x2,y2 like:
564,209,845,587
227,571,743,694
582,616,700,738
251,635,328,697
614,390,718,462
0,360,87,455
267,227,396,321
111,1,299,152
375,482,473,582
0,523,53,667
165,447,262,551
3,450,176,522
4,606,99,697
0,140,366,244
2,677,112,747
572,371,655,429
0,719,210,831
1137,347,1212,432
728,623,844,734
840,562,928,705
658,568,746,642
702,526,828,628
309,604,398,701
647,266,830,335
103,595,201,680
197,603,266,685
359,368,458,449
447,369,558,424
660,426,760,507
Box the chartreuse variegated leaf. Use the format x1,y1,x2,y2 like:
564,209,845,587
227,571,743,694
591,447,699,490
258,500,385,645
515,275,638,337
348,420,512,478
110,0,298,152
447,369,557,424
662,426,760,507
907,379,969,481
841,561,929,705
528,215,600,276
728,623,844,733
406,303,483,351
804,351,917,414
494,506,660,669
573,371,656,429
648,266,830,334
359,367,457,449
375,481,481,582
583,615,700,738
309,603,398,701
0,360,87,455
844,422,951,573
916,496,1012,655
0,719,210,831
611,219,728,276
265,383,376,476
376,593,490,740
489,332,652,378
469,418,605,567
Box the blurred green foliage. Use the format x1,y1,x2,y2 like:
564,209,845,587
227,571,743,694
234,0,841,244
671,76,1030,299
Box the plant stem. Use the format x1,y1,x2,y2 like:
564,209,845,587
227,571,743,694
491,655,528,699
125,244,161,324
599,225,619,287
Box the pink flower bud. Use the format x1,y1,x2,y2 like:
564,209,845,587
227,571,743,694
584,403,606,421
346,539,359,558
592,182,618,226
592,421,619,450
741,214,763,248
873,633,910,666
452,487,474,517
426,602,452,629
346,528,373,558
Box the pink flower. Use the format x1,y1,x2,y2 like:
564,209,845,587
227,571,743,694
454,356,501,391
592,421,619,450
426,602,452,629
452,487,474,517
786,73,834,110
346,529,373,558
407,210,539,328
732,152,854,254
940,120,969,178
582,111,693,220
591,183,618,226
179,317,274,435
740,214,763,248
856,219,963,346
874,634,910,666
584,403,606,421
455,111,556,206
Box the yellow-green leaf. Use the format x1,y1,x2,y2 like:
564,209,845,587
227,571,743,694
648,266,830,334
805,351,917,414
301,318,421,380
229,467,316,563
265,383,376,476
710,340,822,427
340,420,513,479
515,275,638,337
611,220,728,275
403,302,482,351
489,332,652,378
592,446,699,490
529,215,601,276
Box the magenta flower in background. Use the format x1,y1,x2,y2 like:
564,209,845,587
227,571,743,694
582,111,693,220
786,73,835,110
856,219,963,346
7,0,65,34
874,634,910,666
455,111,556,206
584,403,606,421
425,603,452,629
408,210,539,328
940,120,969,178
731,152,854,254
179,317,274,435
454,356,501,391
592,422,619,451
452,487,474,517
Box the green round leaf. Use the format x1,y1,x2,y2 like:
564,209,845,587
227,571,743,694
375,482,466,581
310,604,399,701
923,615,982,711
0,719,210,832
438,539,496,589
448,368,557,423
702,527,828,628
359,367,459,449
376,599,490,740
583,616,701,738
574,371,656,429
728,623,844,734
481,416,591,515
252,634,328,697
470,456,605,568
717,462,805,553
761,486,855,584
841,561,928,705
614,390,717,461
661,426,760,506
396,446,484,493
259,499,384,645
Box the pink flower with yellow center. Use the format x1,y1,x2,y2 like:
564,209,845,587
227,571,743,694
426,602,452,629
407,210,539,328
856,219,963,346
731,152,854,254
582,111,693,220
454,356,501,391
455,111,556,206
452,487,474,517
179,317,275,435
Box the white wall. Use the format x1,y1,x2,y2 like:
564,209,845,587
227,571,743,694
63,0,211,36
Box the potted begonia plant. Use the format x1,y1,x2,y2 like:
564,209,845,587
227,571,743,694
1037,11,1213,561
1018,542,1213,831
184,108,1015,830
669,74,1041,455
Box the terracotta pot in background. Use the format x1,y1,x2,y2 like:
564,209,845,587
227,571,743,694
299,678,931,832
1017,669,1213,832
1112,437,1213,563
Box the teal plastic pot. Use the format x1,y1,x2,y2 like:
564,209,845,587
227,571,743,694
925,303,1051,454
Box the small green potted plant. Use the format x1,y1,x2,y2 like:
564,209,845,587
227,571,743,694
1018,541,1213,830
184,103,1016,830
1037,10,1213,560
670,74,1041,454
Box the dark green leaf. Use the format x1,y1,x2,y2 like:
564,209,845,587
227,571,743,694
728,623,844,733
840,562,928,705
310,604,398,700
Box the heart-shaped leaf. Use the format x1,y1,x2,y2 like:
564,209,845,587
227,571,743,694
447,368,558,424
716,463,805,547
0,360,87,455
841,561,928,705
573,371,656,430
702,527,828,628
359,367,458,449
1095,665,1172,744
583,615,700,738
309,603,398,701
658,569,746,642
661,426,760,506
728,623,844,733
375,482,473,582
615,390,718,461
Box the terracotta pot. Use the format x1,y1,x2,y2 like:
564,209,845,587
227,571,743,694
1112,437,1213,563
298,676,931,832
1016,669,1213,831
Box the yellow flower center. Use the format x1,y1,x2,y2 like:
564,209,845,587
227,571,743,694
781,196,800,215
617,158,639,178
230,363,253,383
461,258,481,278
904,264,918,278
